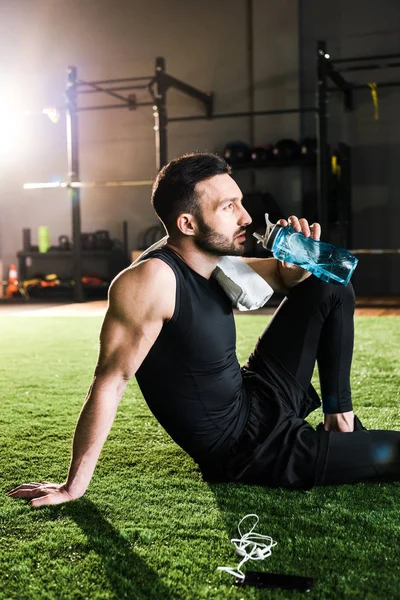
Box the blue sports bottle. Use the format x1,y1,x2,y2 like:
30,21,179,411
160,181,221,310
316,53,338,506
253,214,358,286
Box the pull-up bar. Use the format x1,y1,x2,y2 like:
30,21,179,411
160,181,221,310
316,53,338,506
79,85,151,94
328,80,400,92
169,107,316,123
318,42,400,104
78,102,155,112
78,75,153,84
23,58,213,302
335,62,400,74
316,40,400,250
23,54,327,303
331,52,400,65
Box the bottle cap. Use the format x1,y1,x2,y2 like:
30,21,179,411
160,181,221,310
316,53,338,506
253,214,282,250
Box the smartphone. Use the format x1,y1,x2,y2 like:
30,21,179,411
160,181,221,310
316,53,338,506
235,571,315,592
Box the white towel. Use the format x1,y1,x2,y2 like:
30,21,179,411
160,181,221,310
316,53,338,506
213,256,273,311
132,235,273,311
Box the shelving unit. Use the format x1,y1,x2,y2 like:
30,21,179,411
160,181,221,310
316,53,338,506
17,250,114,282
25,44,379,300
230,157,317,170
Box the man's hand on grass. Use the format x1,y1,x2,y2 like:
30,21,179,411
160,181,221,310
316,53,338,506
323,411,355,432
7,482,80,506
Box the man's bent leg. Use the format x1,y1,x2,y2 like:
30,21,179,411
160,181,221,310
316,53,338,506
247,275,356,415
322,429,400,485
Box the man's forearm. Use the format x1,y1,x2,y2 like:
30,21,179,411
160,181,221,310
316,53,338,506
243,257,289,293
277,260,311,291
243,257,310,293
65,375,128,497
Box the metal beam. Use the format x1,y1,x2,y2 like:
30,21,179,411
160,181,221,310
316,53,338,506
162,70,213,119
351,249,400,254
246,0,255,147
77,102,153,112
79,84,150,94
77,79,131,103
153,58,168,171
169,107,316,123
331,52,400,64
77,76,152,85
328,81,400,92
66,66,84,303
23,180,153,190
337,62,400,74
316,42,329,238
325,63,353,110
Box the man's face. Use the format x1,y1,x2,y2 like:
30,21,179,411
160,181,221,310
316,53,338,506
192,174,252,256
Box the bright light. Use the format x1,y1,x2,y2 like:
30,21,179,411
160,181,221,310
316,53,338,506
324,53,330,59
0,90,24,157
42,107,60,124
0,84,60,159
23,181,66,189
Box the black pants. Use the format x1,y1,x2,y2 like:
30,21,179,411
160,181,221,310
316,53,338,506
246,275,400,486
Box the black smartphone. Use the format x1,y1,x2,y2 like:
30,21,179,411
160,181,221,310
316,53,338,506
235,571,315,592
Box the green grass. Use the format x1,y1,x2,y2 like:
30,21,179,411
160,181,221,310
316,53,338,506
0,315,399,599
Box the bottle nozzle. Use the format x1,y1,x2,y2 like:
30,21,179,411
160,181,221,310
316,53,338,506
253,232,264,244
252,213,277,249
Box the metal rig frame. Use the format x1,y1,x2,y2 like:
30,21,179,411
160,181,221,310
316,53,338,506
28,45,400,301
64,56,318,301
316,40,400,247
66,57,213,301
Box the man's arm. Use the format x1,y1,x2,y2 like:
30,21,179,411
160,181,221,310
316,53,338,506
7,258,176,506
244,216,355,432
243,216,322,292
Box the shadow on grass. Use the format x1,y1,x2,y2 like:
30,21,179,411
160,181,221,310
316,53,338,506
206,477,400,595
58,499,173,600
207,477,400,526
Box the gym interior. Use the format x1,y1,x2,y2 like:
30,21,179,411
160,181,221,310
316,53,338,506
1,1,399,599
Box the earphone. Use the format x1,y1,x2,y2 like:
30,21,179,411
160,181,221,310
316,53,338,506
217,514,277,580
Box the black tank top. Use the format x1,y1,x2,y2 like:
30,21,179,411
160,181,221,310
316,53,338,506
135,247,249,460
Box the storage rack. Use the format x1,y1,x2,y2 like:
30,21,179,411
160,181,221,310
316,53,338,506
29,43,400,301
24,56,323,301
316,40,400,247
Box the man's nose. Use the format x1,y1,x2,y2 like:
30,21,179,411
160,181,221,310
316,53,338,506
239,205,252,226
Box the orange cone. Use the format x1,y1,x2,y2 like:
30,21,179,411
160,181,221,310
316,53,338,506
6,264,19,298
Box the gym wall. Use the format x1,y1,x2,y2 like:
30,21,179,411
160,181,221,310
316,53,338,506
300,0,400,294
0,0,301,278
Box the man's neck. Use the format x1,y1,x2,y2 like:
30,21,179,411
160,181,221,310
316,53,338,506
165,240,219,280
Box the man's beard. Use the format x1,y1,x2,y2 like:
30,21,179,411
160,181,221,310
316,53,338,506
194,214,247,256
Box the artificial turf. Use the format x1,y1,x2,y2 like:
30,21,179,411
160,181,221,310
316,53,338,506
1,315,399,599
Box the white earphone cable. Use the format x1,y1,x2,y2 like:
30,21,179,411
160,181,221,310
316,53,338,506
217,513,277,580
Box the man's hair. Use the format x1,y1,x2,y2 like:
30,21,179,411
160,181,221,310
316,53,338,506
151,152,231,232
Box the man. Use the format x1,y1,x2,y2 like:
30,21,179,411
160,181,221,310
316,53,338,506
8,152,400,506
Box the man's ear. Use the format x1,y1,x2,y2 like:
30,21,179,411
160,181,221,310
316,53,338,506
176,213,196,236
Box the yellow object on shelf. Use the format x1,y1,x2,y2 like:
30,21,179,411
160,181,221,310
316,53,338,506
38,226,50,253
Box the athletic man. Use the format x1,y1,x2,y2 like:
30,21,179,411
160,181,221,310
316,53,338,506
8,153,400,506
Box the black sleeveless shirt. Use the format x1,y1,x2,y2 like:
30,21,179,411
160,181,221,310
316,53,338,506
135,247,250,461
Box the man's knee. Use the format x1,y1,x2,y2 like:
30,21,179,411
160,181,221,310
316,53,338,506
292,275,355,310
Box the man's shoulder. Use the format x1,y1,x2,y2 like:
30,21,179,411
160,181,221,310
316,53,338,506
107,257,176,321
114,256,175,288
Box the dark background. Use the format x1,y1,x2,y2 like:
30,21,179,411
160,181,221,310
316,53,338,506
1,0,399,294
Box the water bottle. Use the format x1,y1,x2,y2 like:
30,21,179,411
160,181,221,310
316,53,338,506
253,214,358,286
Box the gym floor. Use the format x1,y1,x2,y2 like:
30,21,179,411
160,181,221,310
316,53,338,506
0,298,399,317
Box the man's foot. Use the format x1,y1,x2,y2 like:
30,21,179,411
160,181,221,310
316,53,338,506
316,414,367,432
